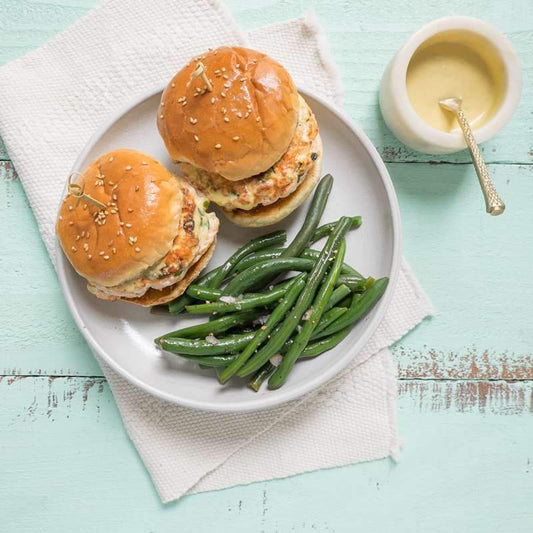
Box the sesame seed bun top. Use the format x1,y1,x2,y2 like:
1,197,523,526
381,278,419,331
157,46,299,181
56,149,182,288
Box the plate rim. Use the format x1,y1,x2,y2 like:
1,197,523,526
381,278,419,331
56,86,402,412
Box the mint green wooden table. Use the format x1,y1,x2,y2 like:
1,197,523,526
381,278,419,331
1,1,532,531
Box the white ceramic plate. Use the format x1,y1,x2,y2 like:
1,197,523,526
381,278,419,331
56,88,401,412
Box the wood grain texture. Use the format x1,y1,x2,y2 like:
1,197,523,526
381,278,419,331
0,375,531,532
0,1,532,531
1,0,532,164
2,161,532,377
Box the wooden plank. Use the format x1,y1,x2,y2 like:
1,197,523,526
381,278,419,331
397,347,533,380
1,1,532,163
1,375,531,531
2,161,533,376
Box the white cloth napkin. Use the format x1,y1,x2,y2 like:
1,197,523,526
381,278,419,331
0,0,433,502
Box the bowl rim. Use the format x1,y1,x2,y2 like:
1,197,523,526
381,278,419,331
389,16,522,151
55,86,402,412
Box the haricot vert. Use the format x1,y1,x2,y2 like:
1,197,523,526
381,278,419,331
156,175,389,392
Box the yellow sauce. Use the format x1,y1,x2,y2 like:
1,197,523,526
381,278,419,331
406,31,505,132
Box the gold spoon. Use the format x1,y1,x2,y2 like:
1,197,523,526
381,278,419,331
439,97,505,216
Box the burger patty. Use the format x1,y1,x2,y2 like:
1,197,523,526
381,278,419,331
179,95,319,211
89,180,218,300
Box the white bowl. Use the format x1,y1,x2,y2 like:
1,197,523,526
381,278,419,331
56,87,401,412
379,16,522,154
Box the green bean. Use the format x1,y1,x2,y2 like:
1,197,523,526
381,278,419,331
311,306,348,336
269,239,347,389
186,285,225,301
324,284,352,312
173,353,239,367
302,248,363,279
313,277,389,339
231,248,285,274
311,216,362,243
336,275,374,292
234,248,360,277
221,274,307,383
157,331,256,356
156,309,265,341
167,267,222,314
300,326,353,358
209,230,287,288
223,257,312,295
282,174,333,257
167,231,286,312
238,218,352,378
186,277,297,315
247,362,276,392
224,256,365,296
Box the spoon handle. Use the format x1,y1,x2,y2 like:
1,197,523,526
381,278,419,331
454,108,505,216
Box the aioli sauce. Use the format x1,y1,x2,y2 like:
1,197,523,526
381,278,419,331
406,31,505,132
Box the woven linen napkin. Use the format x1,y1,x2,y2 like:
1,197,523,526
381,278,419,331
0,0,433,502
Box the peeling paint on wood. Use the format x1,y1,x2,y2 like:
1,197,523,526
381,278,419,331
396,347,533,380
399,380,533,415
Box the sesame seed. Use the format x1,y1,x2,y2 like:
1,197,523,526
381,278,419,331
215,144,221,149
135,247,141,253
236,112,242,118
88,254,92,260
75,235,80,241
112,194,117,201
109,156,114,162
59,215,63,221
71,246,77,252
221,92,226,98
211,97,215,104
221,67,226,72
104,255,110,260
233,136,240,141
240,77,246,82
125,223,132,228
135,185,140,192
189,117,198,124
69,221,73,226
110,209,117,214
224,82,230,89
222,107,227,114
112,247,117,254
159,114,164,119
108,181,114,186
99,251,105,256
127,208,134,213
141,161,148,165
117,230,122,236
194,135,199,142
171,82,175,87
86,232,90,239
125,165,132,170
83,243,89,252
83,204,88,210
236,63,240,68
224,116,229,122
68,205,73,211
182,101,187,106
223,74,229,80
161,102,165,106
256,117,260,122
81,231,85,237
108,240,114,246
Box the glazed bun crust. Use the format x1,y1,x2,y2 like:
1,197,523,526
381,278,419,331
56,149,182,287
157,46,299,181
